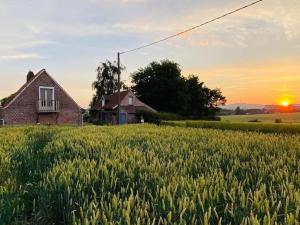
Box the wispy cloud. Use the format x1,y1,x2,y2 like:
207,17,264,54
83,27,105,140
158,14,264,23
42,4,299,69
0,53,43,60
0,0,299,106
0,40,53,50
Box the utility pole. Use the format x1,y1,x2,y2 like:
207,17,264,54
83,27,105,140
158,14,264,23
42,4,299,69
113,1,261,124
117,52,121,125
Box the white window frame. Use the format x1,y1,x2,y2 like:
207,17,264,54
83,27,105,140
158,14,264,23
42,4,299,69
129,96,133,105
39,86,55,101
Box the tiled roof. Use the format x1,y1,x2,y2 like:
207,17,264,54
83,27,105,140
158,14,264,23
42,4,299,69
92,91,130,110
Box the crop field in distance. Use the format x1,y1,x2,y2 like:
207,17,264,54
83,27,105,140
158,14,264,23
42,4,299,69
221,112,300,124
0,125,300,225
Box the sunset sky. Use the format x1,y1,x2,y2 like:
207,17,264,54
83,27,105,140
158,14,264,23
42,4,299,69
0,0,299,107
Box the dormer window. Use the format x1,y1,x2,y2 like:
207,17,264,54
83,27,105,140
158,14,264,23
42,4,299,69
101,96,105,107
129,96,133,105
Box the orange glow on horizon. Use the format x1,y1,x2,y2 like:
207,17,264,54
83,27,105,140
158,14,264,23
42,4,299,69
281,101,290,107
279,99,292,107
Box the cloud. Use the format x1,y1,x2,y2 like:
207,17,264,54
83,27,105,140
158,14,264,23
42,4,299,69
0,40,53,51
25,22,112,37
255,0,300,41
0,53,43,60
0,0,299,106
150,0,300,48
112,23,174,34
219,0,300,42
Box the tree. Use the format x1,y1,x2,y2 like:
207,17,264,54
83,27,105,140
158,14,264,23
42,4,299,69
131,60,226,117
131,60,187,114
184,75,226,117
235,106,245,115
0,94,14,107
90,60,125,106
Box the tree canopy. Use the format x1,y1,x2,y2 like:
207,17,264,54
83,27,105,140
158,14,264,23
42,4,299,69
90,60,125,106
0,94,14,107
131,60,186,114
131,60,226,117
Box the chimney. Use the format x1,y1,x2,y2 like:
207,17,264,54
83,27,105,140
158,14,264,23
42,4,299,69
26,70,35,82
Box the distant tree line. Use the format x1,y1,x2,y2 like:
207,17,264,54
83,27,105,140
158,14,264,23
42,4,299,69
91,59,226,118
235,106,246,115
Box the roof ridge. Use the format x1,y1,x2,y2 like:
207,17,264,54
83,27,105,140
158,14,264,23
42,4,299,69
2,70,44,108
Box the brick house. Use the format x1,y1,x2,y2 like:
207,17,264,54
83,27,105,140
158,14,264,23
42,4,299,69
91,90,156,124
0,69,83,125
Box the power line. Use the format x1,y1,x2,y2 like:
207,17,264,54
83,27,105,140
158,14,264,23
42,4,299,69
116,0,263,124
120,0,263,55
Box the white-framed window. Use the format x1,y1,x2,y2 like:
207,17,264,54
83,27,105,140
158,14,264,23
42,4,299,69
129,96,133,105
39,86,55,102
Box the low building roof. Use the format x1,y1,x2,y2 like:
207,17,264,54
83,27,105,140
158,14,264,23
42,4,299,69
92,91,130,110
91,90,156,113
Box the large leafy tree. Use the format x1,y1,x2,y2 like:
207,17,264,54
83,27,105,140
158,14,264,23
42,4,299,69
91,60,125,106
131,60,187,114
131,60,226,117
185,75,226,117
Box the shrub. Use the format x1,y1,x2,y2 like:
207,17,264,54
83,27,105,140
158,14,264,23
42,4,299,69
160,120,186,127
198,116,222,121
248,119,261,123
82,109,90,122
136,111,184,124
137,111,221,124
92,121,111,126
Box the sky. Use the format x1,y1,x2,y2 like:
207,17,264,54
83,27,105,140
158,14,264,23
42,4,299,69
0,0,299,108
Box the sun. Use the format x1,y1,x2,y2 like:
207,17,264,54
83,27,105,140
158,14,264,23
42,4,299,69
281,100,290,107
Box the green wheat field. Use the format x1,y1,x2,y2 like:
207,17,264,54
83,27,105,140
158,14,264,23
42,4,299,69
221,112,300,124
0,125,299,225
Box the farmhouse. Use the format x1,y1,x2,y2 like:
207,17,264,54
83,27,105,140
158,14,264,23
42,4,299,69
91,90,156,124
0,69,83,125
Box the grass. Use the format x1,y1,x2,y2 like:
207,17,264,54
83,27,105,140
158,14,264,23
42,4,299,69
162,120,300,134
0,125,299,224
221,112,300,124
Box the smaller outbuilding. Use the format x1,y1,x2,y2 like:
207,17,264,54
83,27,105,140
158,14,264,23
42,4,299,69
91,90,156,124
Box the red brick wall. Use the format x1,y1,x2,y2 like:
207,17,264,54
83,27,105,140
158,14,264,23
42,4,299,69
127,113,138,124
2,71,82,125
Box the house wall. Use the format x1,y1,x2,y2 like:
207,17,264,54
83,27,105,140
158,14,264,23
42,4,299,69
127,113,138,123
120,92,153,124
92,91,155,124
2,71,82,125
